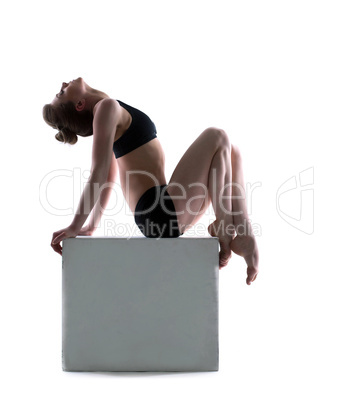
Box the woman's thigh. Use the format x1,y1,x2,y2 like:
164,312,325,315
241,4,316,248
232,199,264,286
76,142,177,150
166,127,230,234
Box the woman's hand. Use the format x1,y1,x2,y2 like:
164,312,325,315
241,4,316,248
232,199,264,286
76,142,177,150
51,225,80,256
77,225,95,236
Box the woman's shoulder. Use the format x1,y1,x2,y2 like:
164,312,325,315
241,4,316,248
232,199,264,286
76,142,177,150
93,97,122,117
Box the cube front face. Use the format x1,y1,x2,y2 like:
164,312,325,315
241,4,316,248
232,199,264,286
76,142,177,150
62,237,219,372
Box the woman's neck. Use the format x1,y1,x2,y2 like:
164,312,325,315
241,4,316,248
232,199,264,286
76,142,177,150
85,87,111,114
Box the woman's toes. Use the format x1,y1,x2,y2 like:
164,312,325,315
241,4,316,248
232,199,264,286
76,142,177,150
207,220,218,237
219,241,232,267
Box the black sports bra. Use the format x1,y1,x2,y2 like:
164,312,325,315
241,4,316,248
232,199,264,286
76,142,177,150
113,100,157,158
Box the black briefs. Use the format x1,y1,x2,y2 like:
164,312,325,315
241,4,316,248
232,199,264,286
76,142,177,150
113,100,157,158
134,185,183,239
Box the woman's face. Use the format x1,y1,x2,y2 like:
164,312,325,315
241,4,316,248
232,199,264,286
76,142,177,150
50,77,86,107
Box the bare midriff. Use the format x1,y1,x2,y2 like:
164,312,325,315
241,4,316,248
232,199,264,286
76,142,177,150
113,105,167,214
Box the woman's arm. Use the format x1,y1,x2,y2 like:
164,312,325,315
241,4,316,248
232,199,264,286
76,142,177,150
85,151,119,232
70,99,121,231
51,100,121,255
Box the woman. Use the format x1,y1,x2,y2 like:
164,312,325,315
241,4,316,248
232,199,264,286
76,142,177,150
43,77,259,285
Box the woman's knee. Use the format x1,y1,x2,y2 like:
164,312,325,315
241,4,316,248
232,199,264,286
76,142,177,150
231,143,242,159
205,127,231,150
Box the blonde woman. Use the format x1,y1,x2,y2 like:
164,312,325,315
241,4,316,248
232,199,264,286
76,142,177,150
43,77,259,285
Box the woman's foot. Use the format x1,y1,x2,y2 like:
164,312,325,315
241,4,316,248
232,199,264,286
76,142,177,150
208,220,234,269
230,234,259,285
208,220,259,283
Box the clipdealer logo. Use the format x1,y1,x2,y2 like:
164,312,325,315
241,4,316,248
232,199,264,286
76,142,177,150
276,167,314,234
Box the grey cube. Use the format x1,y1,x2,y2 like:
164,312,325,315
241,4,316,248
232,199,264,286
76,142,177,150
62,237,219,372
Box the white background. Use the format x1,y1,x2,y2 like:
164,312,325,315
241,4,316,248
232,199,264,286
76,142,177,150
1,0,352,400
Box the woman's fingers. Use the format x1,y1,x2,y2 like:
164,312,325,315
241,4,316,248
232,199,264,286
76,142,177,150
51,230,67,256
246,269,258,285
52,232,65,245
51,231,59,243
51,226,79,256
51,239,62,256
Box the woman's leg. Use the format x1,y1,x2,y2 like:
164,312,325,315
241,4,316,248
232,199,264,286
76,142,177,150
188,144,253,235
166,127,236,268
167,128,259,281
229,145,259,285
208,144,259,284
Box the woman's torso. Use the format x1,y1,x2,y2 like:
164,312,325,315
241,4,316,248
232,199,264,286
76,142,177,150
112,101,167,213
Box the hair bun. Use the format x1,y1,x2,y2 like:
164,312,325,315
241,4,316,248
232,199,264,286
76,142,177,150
55,131,65,143
55,129,78,145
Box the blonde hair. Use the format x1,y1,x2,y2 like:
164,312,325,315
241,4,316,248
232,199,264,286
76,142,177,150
42,101,94,145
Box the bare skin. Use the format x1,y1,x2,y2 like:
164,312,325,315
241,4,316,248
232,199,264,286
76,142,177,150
49,78,259,284
165,128,259,284
50,78,169,213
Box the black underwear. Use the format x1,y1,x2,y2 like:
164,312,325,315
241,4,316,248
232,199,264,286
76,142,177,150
134,185,183,239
